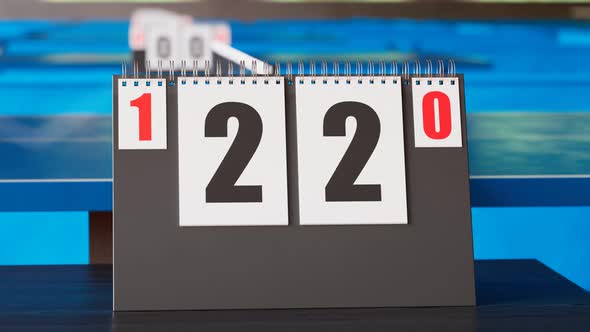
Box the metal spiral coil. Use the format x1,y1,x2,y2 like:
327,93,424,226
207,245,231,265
168,61,174,81
120,59,457,86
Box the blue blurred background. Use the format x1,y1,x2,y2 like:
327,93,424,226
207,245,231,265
0,3,589,290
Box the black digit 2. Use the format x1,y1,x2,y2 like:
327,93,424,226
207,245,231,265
205,102,263,203
323,101,381,202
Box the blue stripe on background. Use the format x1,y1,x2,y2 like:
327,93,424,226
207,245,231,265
0,212,88,265
1,178,589,213
470,178,590,207
0,207,588,294
0,181,112,212
473,206,590,291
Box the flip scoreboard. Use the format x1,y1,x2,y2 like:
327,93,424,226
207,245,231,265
113,62,475,310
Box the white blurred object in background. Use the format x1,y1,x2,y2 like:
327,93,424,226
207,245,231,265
129,8,231,70
129,8,230,50
129,8,268,73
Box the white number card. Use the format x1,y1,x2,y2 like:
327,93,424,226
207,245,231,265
412,77,462,148
117,79,167,150
177,77,289,226
295,77,408,225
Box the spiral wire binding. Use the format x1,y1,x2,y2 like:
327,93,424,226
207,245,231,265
447,59,456,76
264,62,272,84
367,60,374,83
216,62,222,84
180,60,186,85
121,61,127,86
425,60,432,78
402,61,409,82
119,59,457,87
157,60,162,79
379,60,386,83
391,61,398,76
239,60,246,84
297,60,305,84
132,61,140,86
228,62,234,84
192,60,198,80
133,61,138,80
286,62,292,83
274,62,281,84
413,60,421,77
263,62,270,84
423,60,433,85
252,61,257,76
168,61,174,84
345,61,351,83
203,60,209,82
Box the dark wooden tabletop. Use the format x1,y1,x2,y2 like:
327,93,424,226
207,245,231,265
1,259,589,332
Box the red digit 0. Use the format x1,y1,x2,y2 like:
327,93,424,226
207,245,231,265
130,93,152,141
422,91,452,140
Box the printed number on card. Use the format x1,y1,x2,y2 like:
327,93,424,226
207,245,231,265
118,79,167,150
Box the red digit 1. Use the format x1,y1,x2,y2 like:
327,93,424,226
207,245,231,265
422,91,452,140
130,93,152,141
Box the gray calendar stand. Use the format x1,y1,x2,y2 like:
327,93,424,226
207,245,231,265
112,75,475,311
